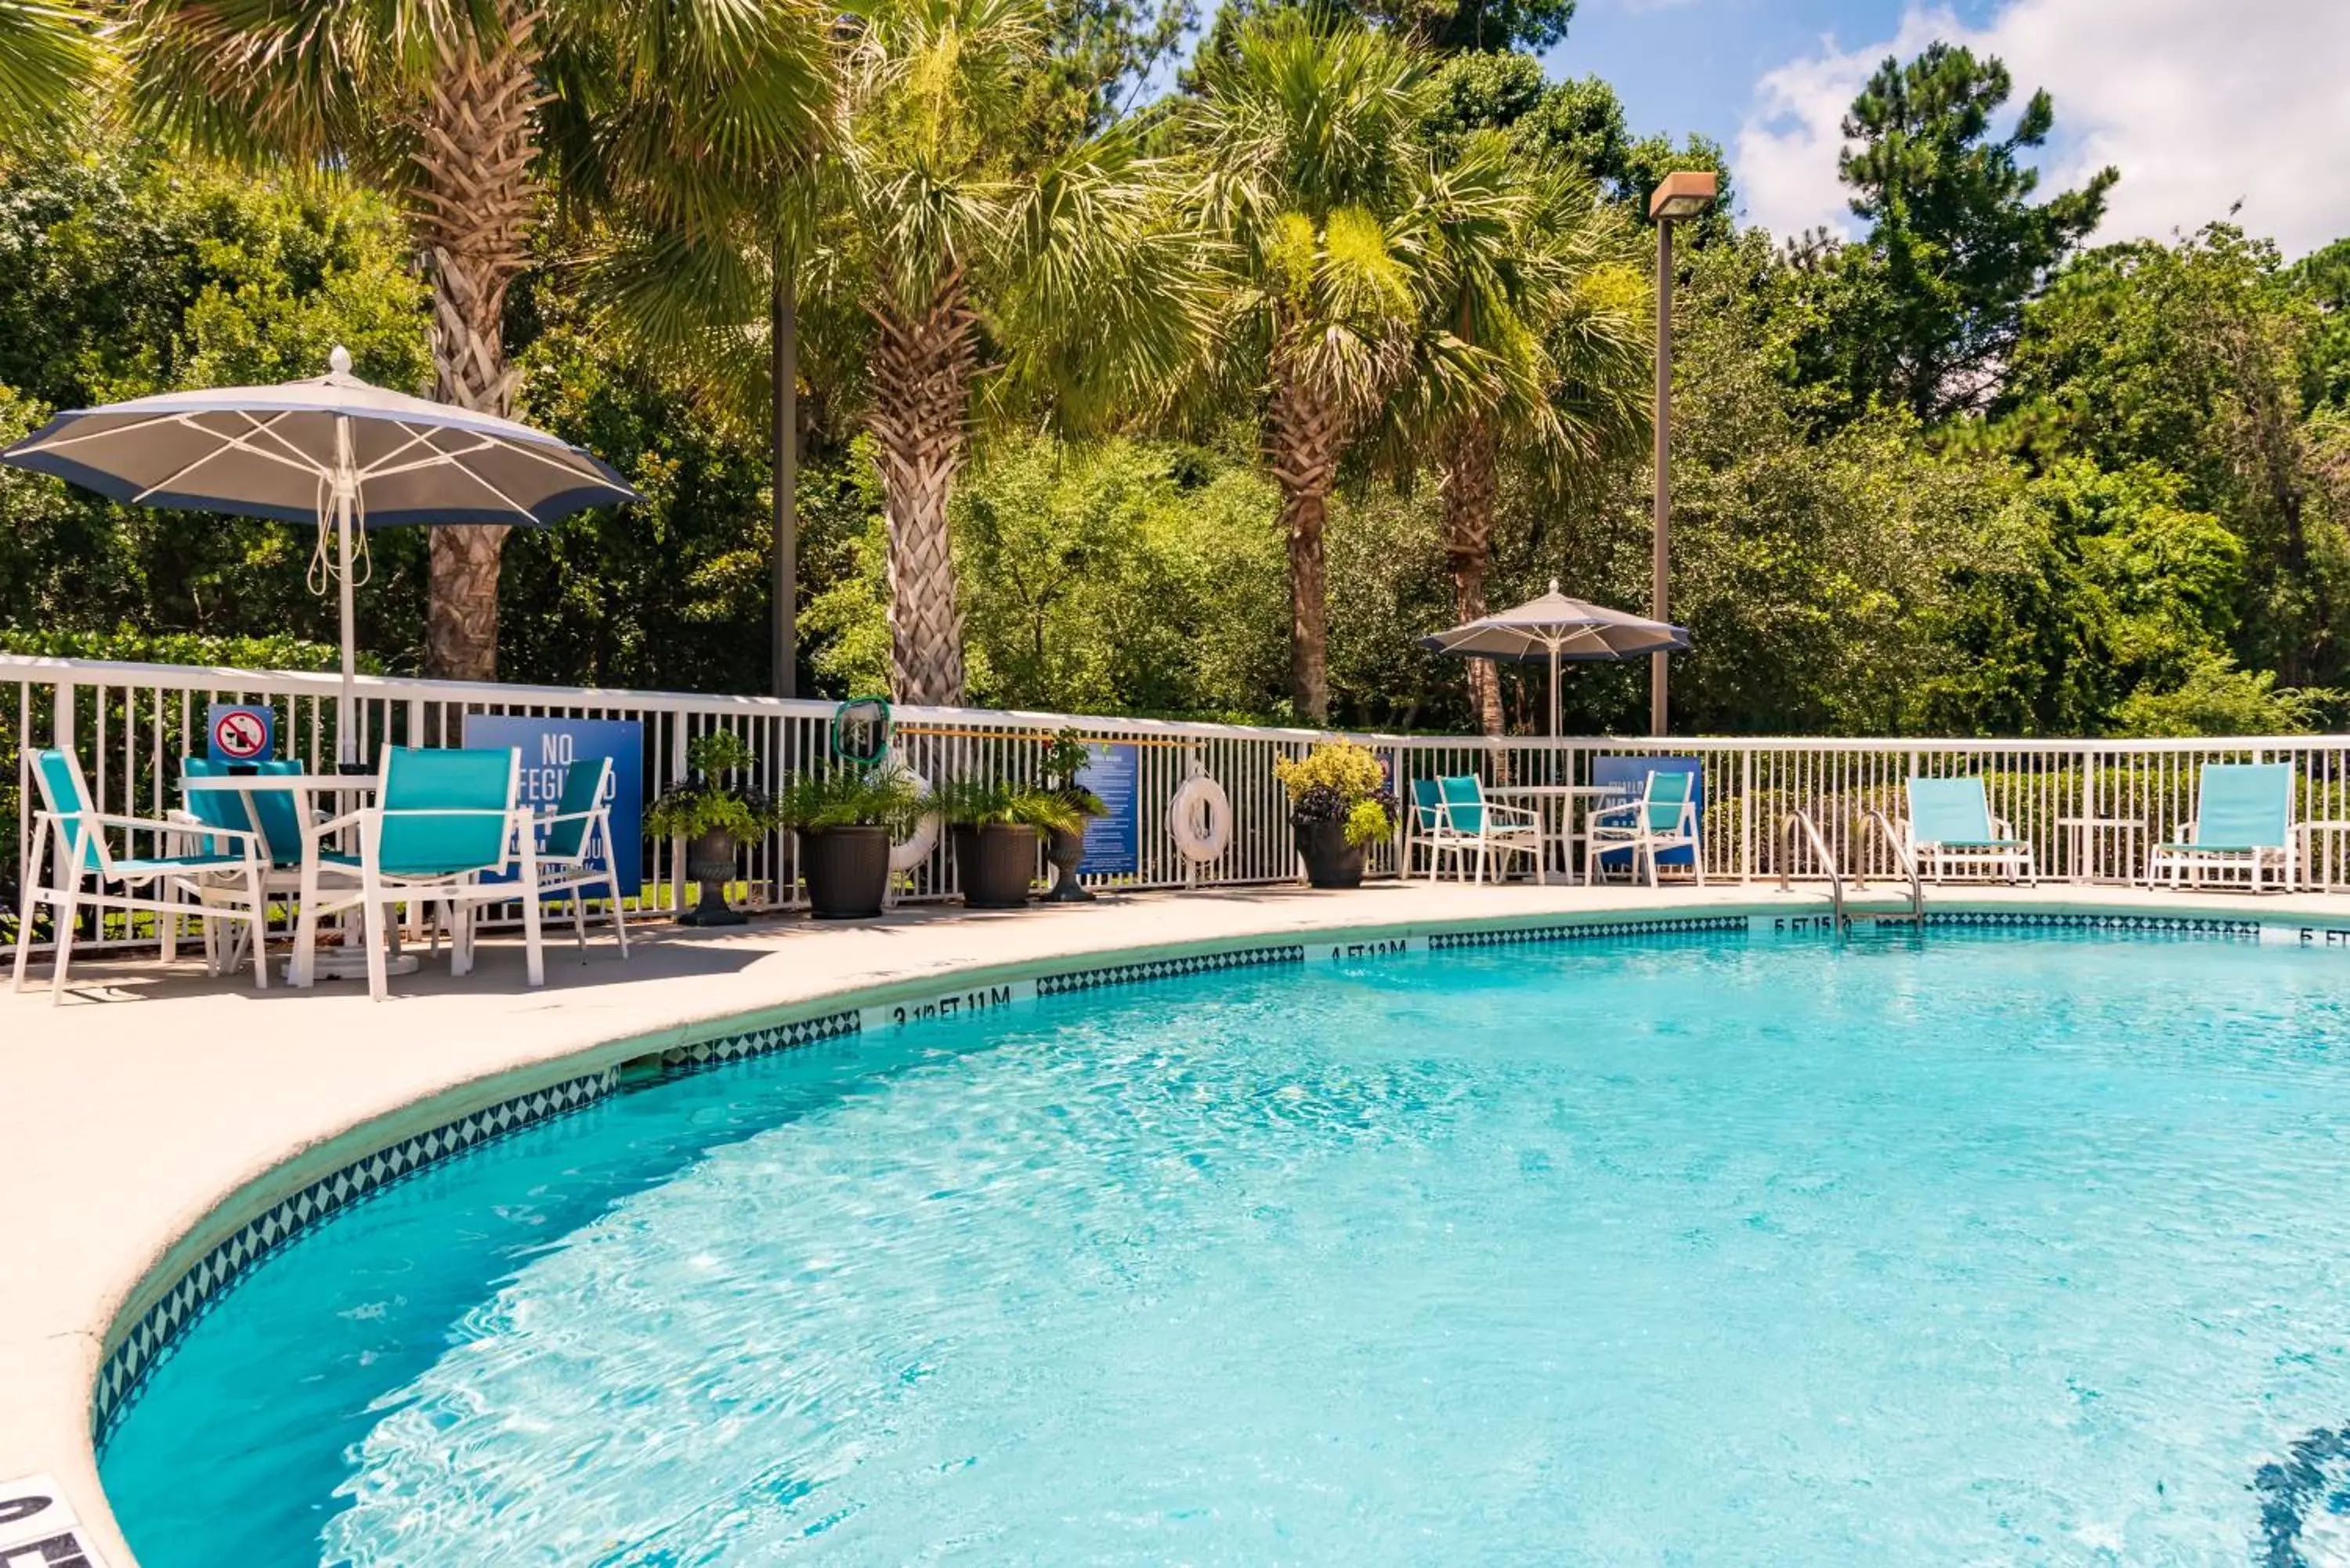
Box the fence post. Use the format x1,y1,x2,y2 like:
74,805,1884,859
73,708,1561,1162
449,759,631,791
670,718,691,916
1741,748,1755,883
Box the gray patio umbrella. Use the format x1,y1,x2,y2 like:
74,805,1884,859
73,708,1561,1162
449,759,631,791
1,347,638,764
1419,580,1690,735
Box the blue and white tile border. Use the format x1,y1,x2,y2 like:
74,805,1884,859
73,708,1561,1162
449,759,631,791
1036,942,1306,995
1927,909,2262,938
658,1008,859,1073
85,899,2350,1452
90,1066,618,1449
1429,915,1747,950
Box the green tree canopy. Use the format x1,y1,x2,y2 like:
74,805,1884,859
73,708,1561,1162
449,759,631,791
1828,42,2115,421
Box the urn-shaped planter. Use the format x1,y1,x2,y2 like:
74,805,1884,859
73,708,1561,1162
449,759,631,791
1294,818,1366,889
1043,825,1094,902
681,829,747,925
953,823,1040,909
800,825,891,919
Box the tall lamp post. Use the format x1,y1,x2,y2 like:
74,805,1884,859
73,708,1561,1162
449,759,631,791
1647,169,1716,737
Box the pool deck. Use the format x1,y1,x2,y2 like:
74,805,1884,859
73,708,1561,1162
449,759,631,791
9,876,2350,1564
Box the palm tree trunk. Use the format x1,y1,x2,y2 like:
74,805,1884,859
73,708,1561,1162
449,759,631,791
867,274,977,706
1268,369,1341,722
1443,417,1505,738
413,0,541,681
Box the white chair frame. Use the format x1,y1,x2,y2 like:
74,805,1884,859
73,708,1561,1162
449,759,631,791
1585,774,1707,888
2148,826,2298,893
295,751,544,1000
1421,782,1543,884
1905,822,2037,884
528,756,631,957
13,749,271,1002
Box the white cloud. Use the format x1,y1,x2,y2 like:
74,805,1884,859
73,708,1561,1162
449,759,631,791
1734,0,2350,258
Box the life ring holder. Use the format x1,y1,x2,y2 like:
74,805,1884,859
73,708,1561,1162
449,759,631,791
887,761,939,873
1170,768,1233,865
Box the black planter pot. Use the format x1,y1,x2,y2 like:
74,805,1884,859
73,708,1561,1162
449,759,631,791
680,829,747,926
1295,818,1366,889
953,823,1040,909
800,825,891,919
1043,824,1094,902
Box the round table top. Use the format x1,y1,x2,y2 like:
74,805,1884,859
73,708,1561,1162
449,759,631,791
181,772,376,791
1486,784,1629,798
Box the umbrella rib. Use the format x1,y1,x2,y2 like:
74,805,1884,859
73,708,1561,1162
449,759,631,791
359,421,598,488
9,409,204,455
129,411,320,504
433,450,551,524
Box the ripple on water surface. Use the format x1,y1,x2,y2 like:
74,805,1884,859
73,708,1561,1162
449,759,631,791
99,932,2350,1566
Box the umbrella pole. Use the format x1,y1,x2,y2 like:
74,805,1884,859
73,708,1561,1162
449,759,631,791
1549,646,1560,739
334,416,358,769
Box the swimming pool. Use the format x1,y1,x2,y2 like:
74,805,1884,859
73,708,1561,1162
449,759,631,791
99,927,2350,1566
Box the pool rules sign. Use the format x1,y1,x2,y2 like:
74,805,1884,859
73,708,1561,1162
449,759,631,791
463,715,645,897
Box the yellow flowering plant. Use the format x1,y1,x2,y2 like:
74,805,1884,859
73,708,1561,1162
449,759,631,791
1274,741,1397,848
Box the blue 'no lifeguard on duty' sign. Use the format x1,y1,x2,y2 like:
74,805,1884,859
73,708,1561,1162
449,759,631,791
464,714,645,897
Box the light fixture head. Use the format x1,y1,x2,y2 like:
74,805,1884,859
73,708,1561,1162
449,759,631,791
1648,169,1719,222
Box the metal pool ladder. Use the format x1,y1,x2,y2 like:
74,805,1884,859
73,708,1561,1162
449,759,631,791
1777,809,1927,929
1779,810,1846,925
1853,808,1926,925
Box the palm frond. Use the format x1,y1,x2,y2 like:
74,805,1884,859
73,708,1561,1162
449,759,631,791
0,0,99,149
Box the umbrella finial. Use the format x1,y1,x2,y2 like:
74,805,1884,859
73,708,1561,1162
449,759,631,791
328,345,352,375
1549,577,1560,594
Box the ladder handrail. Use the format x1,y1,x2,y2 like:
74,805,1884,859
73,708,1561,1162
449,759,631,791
1858,807,1925,921
1778,810,1844,923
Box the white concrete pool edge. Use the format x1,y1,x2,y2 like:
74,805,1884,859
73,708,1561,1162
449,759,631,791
9,880,2350,1567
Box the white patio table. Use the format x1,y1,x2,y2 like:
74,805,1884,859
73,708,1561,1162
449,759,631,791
1485,783,1629,885
181,772,417,986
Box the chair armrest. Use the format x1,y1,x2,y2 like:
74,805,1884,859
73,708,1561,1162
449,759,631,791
1586,801,1642,827
47,807,263,847
1480,802,1542,824
315,804,371,836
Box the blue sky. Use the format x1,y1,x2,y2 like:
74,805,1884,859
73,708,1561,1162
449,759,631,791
1532,0,2349,256
1542,0,1997,165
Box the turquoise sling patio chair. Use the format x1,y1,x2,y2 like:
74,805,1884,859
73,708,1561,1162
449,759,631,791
2148,761,2298,892
1585,769,1705,887
530,755,630,958
12,747,271,1002
1903,777,2037,884
176,756,362,974
1423,774,1542,883
297,746,540,1000
1404,777,1446,877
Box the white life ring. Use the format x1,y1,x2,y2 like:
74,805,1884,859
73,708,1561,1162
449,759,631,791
888,764,940,871
1170,773,1233,864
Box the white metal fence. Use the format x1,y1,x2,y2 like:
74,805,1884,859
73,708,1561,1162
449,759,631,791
10,653,2350,952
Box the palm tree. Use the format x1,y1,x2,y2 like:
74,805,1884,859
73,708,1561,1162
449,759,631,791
588,0,1204,707
120,0,835,679
0,0,98,151
823,0,1208,703
1391,132,1646,734
1182,11,1442,722
584,0,1203,706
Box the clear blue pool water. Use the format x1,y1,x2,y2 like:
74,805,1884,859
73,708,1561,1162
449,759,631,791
99,930,2350,1566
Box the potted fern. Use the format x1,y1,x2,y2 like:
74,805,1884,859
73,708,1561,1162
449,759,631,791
934,778,1084,909
1274,741,1397,889
775,768,925,919
645,731,777,926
